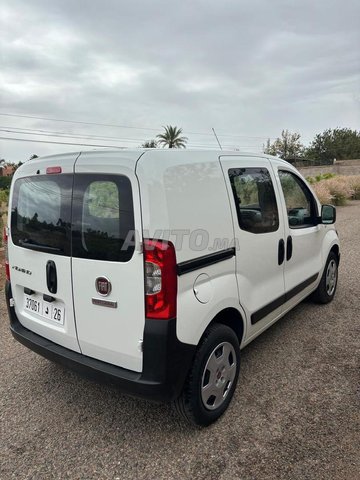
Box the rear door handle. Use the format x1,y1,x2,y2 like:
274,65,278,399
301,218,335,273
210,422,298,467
46,260,57,294
278,239,285,265
286,236,293,261
43,294,55,303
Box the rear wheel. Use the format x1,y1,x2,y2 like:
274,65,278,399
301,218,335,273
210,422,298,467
173,324,240,427
312,251,339,304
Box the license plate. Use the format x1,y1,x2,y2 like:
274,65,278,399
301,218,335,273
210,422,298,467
24,295,65,325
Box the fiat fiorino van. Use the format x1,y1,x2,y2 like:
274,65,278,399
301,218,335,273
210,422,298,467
4,150,339,425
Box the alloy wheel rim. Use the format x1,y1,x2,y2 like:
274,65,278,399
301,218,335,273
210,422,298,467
326,259,337,296
201,342,237,410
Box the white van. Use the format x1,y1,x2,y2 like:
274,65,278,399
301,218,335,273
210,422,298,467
4,150,339,426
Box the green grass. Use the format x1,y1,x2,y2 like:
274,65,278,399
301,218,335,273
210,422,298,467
306,173,337,184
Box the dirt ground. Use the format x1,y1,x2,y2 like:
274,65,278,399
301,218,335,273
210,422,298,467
1,202,359,480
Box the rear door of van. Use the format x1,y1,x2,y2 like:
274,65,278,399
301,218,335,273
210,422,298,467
71,152,145,372
9,153,81,352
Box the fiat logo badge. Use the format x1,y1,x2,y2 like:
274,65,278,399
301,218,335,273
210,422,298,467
95,277,112,296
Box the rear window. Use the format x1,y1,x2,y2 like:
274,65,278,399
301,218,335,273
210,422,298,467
11,175,72,255
11,173,135,262
72,174,135,262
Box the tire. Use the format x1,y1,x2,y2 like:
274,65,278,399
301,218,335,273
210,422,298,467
173,324,240,427
312,251,339,304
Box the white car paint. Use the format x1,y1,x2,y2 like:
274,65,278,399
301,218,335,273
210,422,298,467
7,149,339,374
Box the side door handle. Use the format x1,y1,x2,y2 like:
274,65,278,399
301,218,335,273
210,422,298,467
286,236,293,261
46,260,58,294
278,239,285,265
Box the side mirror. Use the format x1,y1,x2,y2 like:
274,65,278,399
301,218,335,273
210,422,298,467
321,204,336,224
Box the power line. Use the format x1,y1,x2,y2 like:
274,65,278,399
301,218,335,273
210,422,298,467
0,125,148,142
0,112,276,139
0,112,160,133
0,136,125,148
0,128,146,144
0,126,264,149
0,135,263,151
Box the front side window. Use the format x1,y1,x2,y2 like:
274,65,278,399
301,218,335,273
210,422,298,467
279,171,317,228
229,168,279,234
72,174,135,262
11,175,72,255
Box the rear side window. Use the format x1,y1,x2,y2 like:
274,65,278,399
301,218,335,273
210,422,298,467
72,174,135,262
229,168,279,234
11,175,72,255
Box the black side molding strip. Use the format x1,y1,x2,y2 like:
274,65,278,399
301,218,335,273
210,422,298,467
251,273,319,325
284,272,319,302
177,248,236,276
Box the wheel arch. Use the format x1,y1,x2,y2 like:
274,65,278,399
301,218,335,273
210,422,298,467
202,307,245,346
321,230,340,268
330,243,340,263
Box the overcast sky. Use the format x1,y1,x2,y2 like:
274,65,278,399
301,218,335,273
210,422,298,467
1,0,359,163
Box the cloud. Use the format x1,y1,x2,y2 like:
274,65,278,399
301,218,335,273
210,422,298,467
0,0,359,161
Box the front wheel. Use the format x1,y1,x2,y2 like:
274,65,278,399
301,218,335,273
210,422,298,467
312,251,339,304
173,324,240,427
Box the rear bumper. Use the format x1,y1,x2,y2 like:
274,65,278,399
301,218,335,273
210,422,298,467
5,282,195,402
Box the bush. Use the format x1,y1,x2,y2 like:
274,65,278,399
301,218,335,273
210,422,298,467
0,176,12,190
308,174,360,205
316,173,336,182
312,176,354,206
0,189,9,205
307,173,336,184
0,189,9,248
347,175,360,200
325,176,354,205
312,182,333,204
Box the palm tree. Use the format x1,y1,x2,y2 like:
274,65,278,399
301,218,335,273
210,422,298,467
156,125,188,149
141,139,158,148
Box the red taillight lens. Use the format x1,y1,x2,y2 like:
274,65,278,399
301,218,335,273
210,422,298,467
46,166,62,174
3,226,10,281
144,239,177,320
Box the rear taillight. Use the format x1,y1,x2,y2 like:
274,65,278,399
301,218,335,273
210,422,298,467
3,226,10,281
144,239,177,320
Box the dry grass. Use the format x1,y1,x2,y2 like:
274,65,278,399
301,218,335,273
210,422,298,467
311,175,357,205
347,175,360,200
312,182,333,204
0,202,7,248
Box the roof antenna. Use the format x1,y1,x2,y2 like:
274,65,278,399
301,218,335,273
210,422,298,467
212,127,222,150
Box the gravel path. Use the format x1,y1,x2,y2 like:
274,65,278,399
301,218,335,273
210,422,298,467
1,202,359,480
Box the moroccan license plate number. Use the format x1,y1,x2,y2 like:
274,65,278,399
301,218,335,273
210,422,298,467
24,295,65,325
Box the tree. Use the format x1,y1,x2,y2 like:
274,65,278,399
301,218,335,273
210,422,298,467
264,130,303,159
156,125,188,149
4,161,23,172
305,128,360,161
29,154,39,160
141,139,158,148
0,176,12,189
